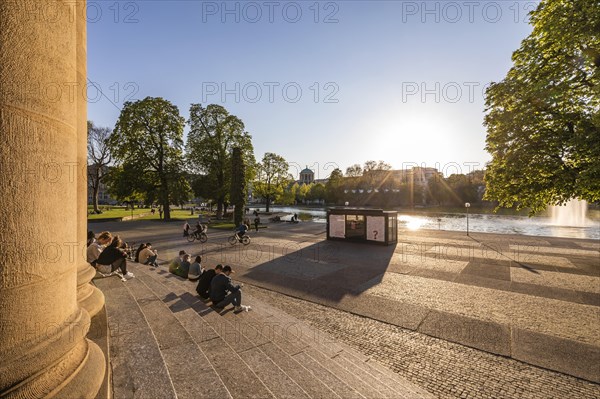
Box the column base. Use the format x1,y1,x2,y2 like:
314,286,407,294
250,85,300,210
78,263,105,318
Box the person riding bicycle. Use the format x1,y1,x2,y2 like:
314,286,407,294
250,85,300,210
193,221,206,238
183,222,191,237
235,222,248,241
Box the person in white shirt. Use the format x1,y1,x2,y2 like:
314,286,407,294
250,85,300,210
87,231,112,264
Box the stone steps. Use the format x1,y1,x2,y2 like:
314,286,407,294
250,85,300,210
137,268,333,399
93,274,177,399
97,263,434,398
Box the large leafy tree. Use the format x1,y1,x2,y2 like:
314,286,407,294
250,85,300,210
103,163,146,208
253,153,292,212
87,121,112,213
484,0,600,214
187,104,254,218
108,97,190,220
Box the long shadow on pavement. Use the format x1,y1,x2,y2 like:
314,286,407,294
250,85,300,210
237,240,397,303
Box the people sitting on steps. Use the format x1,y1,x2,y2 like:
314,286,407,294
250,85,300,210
169,250,190,278
95,235,135,282
210,265,251,312
139,242,159,267
196,264,223,299
188,255,204,281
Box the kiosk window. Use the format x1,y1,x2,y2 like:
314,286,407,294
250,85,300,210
345,215,365,239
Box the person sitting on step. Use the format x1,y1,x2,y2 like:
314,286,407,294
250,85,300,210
210,265,251,312
96,236,135,282
195,264,222,299
139,242,159,267
87,231,111,265
134,243,147,263
169,250,190,278
188,255,204,281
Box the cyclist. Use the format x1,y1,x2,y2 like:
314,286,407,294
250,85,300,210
193,221,206,238
235,221,248,242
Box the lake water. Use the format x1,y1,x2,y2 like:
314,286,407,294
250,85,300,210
268,206,600,240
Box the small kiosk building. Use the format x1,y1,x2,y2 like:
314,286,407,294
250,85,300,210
327,208,398,245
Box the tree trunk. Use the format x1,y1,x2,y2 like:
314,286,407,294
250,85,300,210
266,195,271,213
216,201,223,219
92,184,100,213
163,198,170,220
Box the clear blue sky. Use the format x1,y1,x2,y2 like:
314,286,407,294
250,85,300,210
88,0,538,179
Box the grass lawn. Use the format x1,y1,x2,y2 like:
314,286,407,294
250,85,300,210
87,207,150,219
87,206,239,228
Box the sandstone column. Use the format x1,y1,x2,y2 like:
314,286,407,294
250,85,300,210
0,1,105,397
75,0,105,318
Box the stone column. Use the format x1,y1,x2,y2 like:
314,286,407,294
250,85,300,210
0,1,105,397
75,0,105,318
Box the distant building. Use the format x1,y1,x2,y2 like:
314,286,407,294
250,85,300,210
362,166,440,186
87,165,117,205
299,167,314,184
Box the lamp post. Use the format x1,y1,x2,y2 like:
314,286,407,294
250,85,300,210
465,202,471,236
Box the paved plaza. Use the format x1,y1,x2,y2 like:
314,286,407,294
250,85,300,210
92,218,600,396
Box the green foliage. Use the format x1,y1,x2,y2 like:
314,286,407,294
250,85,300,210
108,97,190,220
281,182,298,205
325,168,344,204
187,104,255,218
253,152,292,212
307,183,326,202
296,183,311,203
484,0,600,214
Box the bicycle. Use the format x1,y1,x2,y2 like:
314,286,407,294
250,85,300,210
186,229,208,243
228,232,250,246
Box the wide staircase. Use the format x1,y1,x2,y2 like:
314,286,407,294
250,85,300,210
93,262,434,398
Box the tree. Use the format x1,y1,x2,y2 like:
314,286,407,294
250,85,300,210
230,147,246,226
187,104,255,218
104,163,146,208
281,182,298,205
345,164,363,177
363,160,391,173
87,121,112,213
308,183,326,203
108,97,190,220
484,0,600,214
296,183,311,204
325,168,344,204
253,153,292,212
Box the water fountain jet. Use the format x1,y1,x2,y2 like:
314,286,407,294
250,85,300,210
549,199,589,227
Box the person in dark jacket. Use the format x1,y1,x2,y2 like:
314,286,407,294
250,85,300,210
96,236,135,281
210,265,251,312
196,264,222,299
